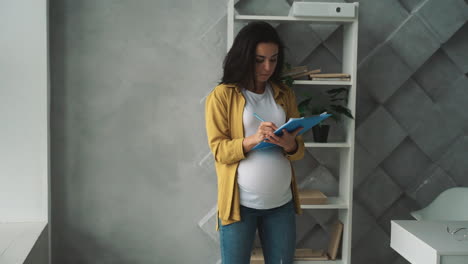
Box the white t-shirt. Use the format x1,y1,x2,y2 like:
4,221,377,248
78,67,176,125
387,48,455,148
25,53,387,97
237,83,292,209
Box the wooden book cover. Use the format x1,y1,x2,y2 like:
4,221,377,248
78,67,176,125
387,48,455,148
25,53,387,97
310,73,351,78
327,220,344,260
299,190,327,205
281,65,308,77
291,69,321,79
294,248,329,261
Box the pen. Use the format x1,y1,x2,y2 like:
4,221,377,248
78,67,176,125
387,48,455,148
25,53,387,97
253,112,266,122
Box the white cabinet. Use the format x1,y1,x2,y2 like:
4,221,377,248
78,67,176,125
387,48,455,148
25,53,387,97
391,220,468,264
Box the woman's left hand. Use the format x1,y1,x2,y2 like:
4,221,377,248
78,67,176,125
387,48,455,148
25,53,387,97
265,127,303,153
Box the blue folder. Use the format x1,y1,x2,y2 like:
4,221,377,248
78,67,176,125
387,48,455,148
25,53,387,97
251,113,332,151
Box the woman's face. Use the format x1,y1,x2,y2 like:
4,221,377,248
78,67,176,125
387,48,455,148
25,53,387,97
255,42,279,83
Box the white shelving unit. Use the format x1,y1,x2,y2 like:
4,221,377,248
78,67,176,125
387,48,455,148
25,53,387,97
227,1,358,264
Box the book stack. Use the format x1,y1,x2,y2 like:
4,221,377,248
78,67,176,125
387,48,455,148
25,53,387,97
299,189,328,205
294,249,329,261
281,66,321,79
309,73,351,81
282,66,351,82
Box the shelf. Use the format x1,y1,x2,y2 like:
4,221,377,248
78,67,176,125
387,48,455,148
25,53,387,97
253,257,342,263
252,248,342,264
294,260,342,264
294,80,352,86
235,15,356,23
304,142,351,148
301,197,348,209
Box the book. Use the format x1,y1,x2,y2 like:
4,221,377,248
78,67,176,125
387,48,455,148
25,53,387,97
252,112,332,151
291,69,321,79
281,65,308,77
327,220,344,260
299,190,328,205
294,249,329,261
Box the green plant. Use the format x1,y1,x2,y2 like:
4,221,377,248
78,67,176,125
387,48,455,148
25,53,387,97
297,87,354,123
280,63,295,88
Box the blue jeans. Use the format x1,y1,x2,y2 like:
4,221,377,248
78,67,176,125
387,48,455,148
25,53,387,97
219,200,296,264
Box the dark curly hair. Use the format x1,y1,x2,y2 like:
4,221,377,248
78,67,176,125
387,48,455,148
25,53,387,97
220,21,285,90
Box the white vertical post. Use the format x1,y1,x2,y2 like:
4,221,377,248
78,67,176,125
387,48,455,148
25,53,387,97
227,0,234,51
340,3,359,264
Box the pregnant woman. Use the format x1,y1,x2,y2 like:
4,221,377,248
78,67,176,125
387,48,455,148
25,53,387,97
205,21,305,264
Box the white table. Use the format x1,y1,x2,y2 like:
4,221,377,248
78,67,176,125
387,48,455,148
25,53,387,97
391,220,468,264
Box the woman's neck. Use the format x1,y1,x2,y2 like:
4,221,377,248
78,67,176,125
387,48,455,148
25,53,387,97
247,81,267,94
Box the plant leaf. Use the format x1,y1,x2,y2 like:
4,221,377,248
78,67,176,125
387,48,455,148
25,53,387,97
330,105,354,119
298,98,312,116
327,87,348,98
281,76,294,88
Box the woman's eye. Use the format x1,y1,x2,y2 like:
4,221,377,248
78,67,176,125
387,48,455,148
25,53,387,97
270,59,277,63
256,59,264,63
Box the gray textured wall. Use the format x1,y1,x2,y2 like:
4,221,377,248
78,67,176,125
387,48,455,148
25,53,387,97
50,0,468,264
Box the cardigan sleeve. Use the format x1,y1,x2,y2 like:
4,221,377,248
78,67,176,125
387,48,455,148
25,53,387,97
205,87,246,165
284,87,305,161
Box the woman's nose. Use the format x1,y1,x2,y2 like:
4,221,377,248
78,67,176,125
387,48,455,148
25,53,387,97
264,61,271,71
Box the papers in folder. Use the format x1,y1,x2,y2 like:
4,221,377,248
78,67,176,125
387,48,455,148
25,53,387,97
252,112,331,151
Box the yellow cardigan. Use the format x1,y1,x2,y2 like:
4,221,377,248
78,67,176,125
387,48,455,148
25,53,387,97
205,82,304,230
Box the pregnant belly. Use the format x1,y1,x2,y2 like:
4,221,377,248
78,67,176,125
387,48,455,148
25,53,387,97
237,149,292,195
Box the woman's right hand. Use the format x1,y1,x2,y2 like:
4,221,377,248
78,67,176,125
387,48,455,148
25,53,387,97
242,122,278,153
254,121,279,143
